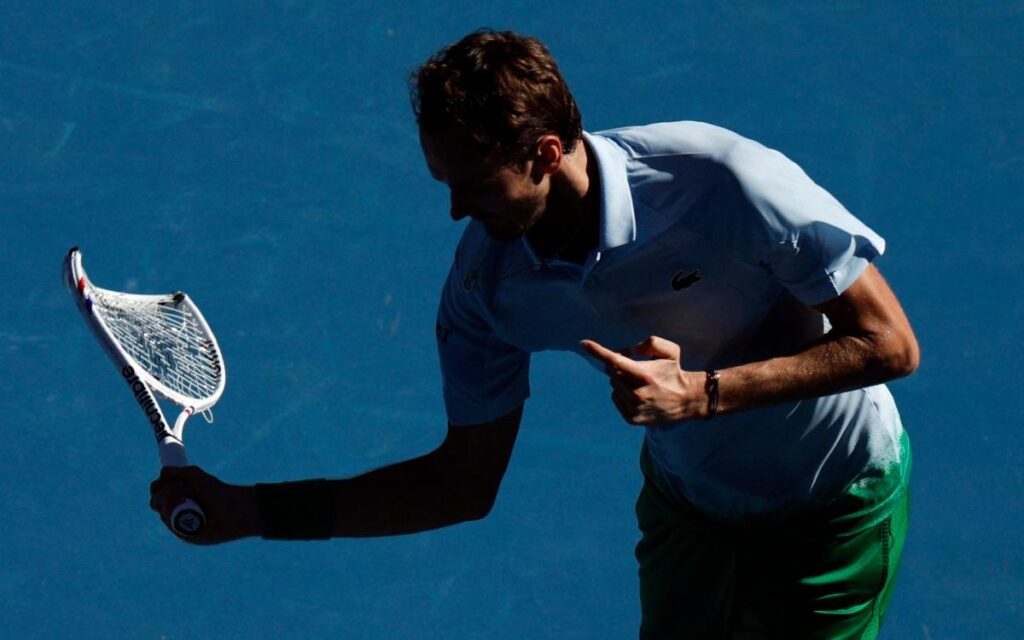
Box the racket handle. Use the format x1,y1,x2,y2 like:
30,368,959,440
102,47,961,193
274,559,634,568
159,438,190,467
158,434,205,536
170,498,206,536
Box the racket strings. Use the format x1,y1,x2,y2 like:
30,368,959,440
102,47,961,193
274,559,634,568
92,290,223,402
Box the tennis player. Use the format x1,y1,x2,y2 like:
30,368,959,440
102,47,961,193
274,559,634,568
152,29,919,639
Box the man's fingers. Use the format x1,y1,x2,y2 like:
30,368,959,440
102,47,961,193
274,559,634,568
150,467,199,520
610,391,634,422
152,480,189,519
580,339,621,364
610,375,641,394
581,339,643,376
632,335,681,361
149,481,163,512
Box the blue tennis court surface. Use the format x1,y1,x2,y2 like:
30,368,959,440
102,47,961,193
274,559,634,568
2,2,1022,638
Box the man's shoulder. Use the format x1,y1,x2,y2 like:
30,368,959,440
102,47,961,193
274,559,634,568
594,121,810,200
443,220,488,286
445,221,530,296
450,219,516,266
592,120,752,162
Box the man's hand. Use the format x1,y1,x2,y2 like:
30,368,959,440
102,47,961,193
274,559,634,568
580,336,707,425
150,466,261,545
582,267,918,425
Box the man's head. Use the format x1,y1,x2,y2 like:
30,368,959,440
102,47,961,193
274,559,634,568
411,29,582,166
411,30,584,241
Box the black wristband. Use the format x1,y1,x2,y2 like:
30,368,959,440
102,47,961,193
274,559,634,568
255,479,334,540
704,370,720,420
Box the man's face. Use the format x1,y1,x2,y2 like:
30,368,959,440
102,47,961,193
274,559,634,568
420,128,549,242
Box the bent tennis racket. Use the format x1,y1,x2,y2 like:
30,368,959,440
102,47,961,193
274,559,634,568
63,247,226,536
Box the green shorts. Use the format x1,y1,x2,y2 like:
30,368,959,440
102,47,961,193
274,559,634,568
636,433,911,640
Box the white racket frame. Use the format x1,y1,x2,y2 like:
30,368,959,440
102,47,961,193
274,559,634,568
63,247,226,536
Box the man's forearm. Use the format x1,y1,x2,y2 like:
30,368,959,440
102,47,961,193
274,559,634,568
238,452,498,540
251,411,521,540
326,451,498,537
712,330,917,417
581,266,919,426
188,453,494,542
710,266,919,418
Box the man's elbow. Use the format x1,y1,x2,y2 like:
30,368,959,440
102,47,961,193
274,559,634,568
881,332,920,379
462,498,497,522
459,484,500,522
441,474,502,523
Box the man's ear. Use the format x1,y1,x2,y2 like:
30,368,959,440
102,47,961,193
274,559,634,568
531,135,564,180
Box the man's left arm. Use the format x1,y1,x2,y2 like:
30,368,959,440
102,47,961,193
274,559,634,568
581,264,919,425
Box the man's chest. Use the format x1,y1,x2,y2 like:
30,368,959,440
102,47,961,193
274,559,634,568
483,228,785,366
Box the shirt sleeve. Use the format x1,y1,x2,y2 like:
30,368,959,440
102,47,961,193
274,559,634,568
723,139,886,305
436,261,531,426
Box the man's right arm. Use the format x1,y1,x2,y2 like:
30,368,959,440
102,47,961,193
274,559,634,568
328,405,522,537
150,406,523,544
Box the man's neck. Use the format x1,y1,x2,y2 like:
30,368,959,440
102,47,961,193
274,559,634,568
527,139,601,265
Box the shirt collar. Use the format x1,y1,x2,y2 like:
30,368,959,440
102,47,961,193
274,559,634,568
584,131,636,252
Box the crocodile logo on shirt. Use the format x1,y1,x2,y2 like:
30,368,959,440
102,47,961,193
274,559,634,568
671,269,703,291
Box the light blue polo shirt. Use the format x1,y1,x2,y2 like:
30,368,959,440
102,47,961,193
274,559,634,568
436,121,907,523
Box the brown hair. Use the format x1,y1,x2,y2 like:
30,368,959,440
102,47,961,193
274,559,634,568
411,29,583,166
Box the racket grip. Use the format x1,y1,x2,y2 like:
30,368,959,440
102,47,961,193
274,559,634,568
170,498,206,536
158,436,205,536
159,438,190,467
